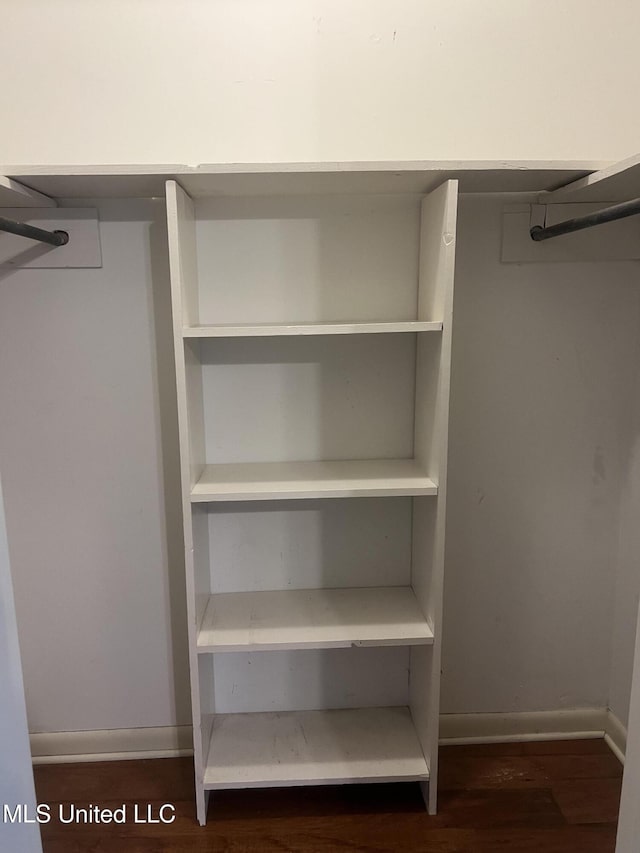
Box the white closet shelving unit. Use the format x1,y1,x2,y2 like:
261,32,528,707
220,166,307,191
165,174,457,824
5,157,639,835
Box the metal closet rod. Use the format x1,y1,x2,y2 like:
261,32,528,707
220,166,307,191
0,216,69,247
530,197,640,242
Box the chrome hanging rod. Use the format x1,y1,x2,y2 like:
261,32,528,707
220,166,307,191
530,197,640,242
0,216,69,247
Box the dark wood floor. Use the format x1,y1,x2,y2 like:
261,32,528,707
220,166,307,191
34,739,622,852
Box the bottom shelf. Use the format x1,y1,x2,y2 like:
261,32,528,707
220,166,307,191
203,706,429,790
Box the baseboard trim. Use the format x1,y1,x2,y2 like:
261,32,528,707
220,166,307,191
30,710,629,765
441,730,605,745
605,709,627,764
30,725,193,765
439,709,609,744
440,708,628,763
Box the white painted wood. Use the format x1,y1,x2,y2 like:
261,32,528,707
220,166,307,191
440,709,609,743
416,183,458,324
184,321,442,337
606,709,627,764
166,180,209,825
502,203,640,262
192,506,211,639
1,165,190,200
616,600,640,852
0,161,604,200
184,341,206,490
410,180,458,815
165,171,457,820
0,477,43,853
167,183,200,328
198,655,215,778
203,707,428,789
197,587,433,653
0,175,55,208
0,208,101,268
185,162,600,198
199,503,410,713
191,459,436,502
545,153,640,203
30,726,193,763
606,735,625,765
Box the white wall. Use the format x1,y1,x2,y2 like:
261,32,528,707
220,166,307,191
1,1,640,737
0,200,190,731
2,195,639,734
441,198,640,714
609,374,640,728
615,603,640,851
0,477,42,852
1,0,639,166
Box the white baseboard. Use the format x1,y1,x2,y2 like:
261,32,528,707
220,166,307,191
30,709,629,765
440,708,627,764
30,725,193,765
605,709,627,764
439,708,609,744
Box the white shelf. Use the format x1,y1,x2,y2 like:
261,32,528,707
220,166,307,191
4,161,604,199
547,153,640,202
0,175,55,208
190,459,437,502
197,586,433,653
183,321,442,338
165,177,458,822
203,707,429,790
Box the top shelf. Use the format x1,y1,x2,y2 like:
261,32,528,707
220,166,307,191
1,160,607,199
545,152,640,203
183,320,442,338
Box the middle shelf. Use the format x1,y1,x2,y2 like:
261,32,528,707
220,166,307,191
190,459,437,502
197,586,434,653
183,320,443,338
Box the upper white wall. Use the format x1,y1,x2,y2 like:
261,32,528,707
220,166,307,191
1,0,639,166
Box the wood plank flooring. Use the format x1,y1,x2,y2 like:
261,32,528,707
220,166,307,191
34,738,622,852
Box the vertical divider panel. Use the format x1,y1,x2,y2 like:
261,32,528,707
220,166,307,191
409,180,458,814
166,181,211,825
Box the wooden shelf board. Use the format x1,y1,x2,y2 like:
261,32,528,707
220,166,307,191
197,586,433,653
2,160,607,199
203,706,429,789
183,321,442,338
546,153,640,202
0,175,56,208
190,459,437,502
